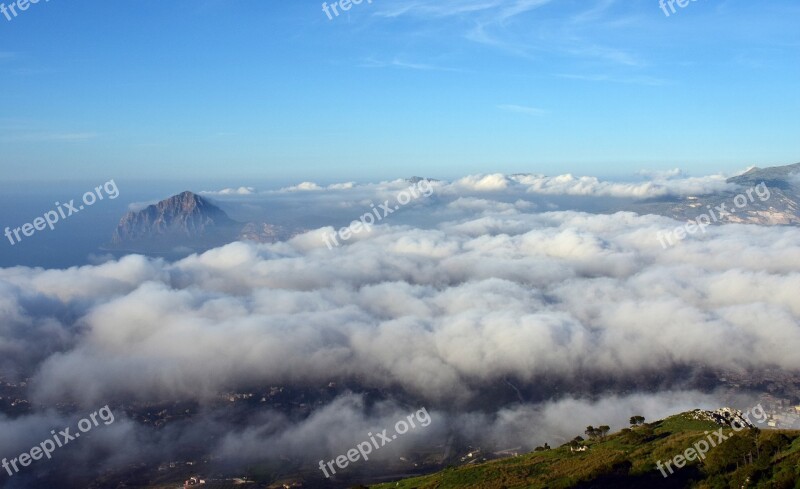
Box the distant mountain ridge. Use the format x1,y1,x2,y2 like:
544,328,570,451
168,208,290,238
108,164,800,255
632,161,800,226
727,162,800,189
109,191,291,253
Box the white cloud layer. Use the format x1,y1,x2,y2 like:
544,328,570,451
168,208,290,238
1,172,797,480
206,171,737,201
2,208,798,407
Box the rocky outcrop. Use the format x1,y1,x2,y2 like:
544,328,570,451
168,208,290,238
111,191,238,245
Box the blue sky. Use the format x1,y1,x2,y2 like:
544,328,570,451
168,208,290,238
0,0,798,184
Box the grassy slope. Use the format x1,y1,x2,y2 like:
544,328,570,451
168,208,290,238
373,412,800,489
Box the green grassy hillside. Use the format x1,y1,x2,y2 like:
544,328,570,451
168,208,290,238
373,412,800,489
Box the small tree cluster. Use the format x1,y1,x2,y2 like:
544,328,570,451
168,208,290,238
585,425,610,439
629,415,646,426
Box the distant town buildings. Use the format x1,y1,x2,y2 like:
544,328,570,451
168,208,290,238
184,476,254,488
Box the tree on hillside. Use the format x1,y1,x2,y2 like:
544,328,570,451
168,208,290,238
629,415,646,426
598,425,611,439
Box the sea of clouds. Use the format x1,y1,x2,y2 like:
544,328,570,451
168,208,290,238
1,170,798,485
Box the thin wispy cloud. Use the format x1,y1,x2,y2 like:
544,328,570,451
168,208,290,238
555,73,670,86
494,0,555,22
374,0,647,71
374,0,550,20
1,132,99,143
359,57,465,72
464,23,541,59
570,0,618,24
497,104,547,116
569,45,642,67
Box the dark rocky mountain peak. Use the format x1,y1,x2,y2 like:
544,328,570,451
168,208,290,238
111,191,238,246
727,162,800,189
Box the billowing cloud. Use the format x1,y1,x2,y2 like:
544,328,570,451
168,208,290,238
444,172,735,198
2,208,798,408
281,182,323,192
1,172,798,484
216,171,736,202
203,186,257,196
